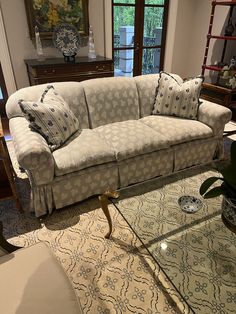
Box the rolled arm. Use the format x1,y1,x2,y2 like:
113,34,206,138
198,99,232,137
9,117,54,185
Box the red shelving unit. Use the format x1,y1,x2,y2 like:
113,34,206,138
201,1,236,120
210,35,236,40
214,1,236,6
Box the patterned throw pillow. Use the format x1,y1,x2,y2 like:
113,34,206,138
153,72,204,120
19,85,80,151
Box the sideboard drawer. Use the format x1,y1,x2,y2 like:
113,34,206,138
25,56,114,85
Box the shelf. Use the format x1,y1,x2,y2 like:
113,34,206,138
209,35,236,40
213,1,236,6
202,82,235,93
202,65,223,71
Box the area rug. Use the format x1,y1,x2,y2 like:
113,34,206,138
1,141,191,314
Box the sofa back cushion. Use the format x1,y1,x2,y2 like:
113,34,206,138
134,74,160,117
6,82,90,129
82,77,139,128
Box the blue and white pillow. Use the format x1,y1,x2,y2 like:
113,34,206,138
153,72,203,120
19,85,80,151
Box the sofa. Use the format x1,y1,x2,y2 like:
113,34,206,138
0,223,83,314
6,74,232,217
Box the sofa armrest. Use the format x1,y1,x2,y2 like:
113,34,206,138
198,99,232,136
9,117,54,185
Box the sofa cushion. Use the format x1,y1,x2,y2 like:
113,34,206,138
19,86,80,151
82,77,139,128
94,120,169,161
140,115,213,145
53,129,116,176
134,73,182,118
153,72,203,120
0,242,82,314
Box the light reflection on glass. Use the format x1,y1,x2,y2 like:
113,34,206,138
160,242,167,250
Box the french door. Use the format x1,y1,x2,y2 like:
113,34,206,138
112,0,169,77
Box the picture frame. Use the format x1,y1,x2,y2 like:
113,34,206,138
24,0,89,39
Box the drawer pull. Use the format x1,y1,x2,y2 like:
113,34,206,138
43,69,56,74
96,65,106,71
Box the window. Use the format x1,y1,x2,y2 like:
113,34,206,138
112,0,169,76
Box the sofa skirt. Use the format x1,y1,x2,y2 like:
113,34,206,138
173,137,219,172
30,162,119,217
118,148,174,187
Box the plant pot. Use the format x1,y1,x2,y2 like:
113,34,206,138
222,197,236,232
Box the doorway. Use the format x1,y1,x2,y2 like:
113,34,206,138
112,0,169,77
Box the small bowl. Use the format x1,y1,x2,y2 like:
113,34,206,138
178,195,203,213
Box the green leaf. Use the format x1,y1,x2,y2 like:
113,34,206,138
203,186,225,199
199,177,223,196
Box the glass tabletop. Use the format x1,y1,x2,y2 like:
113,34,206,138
112,164,236,314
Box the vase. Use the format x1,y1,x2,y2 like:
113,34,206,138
88,25,96,59
35,26,45,61
222,197,236,231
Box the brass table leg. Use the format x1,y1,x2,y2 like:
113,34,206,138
99,190,119,239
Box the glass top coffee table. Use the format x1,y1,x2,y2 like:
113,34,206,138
112,165,236,314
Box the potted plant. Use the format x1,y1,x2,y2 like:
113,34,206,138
199,141,236,228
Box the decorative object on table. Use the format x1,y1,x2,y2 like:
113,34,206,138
200,141,236,230
53,23,81,62
178,195,203,213
224,17,234,36
35,26,45,61
229,74,236,89
88,25,96,59
24,0,89,39
220,56,236,88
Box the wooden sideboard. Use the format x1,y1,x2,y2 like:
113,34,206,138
24,56,114,86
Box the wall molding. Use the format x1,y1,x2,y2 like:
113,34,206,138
0,4,16,96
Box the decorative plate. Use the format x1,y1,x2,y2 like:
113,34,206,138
53,23,81,56
178,195,203,213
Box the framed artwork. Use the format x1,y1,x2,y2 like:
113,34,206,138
24,0,89,39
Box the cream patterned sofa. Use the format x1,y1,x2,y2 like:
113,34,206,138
6,74,232,217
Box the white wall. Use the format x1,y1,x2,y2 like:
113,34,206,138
0,0,105,89
0,4,16,96
167,0,235,79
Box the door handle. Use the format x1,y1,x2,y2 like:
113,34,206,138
135,43,140,52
